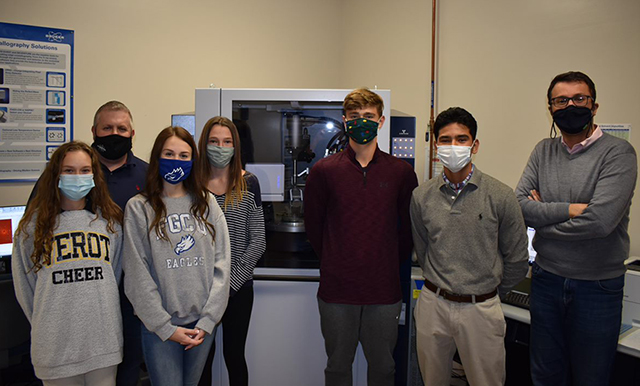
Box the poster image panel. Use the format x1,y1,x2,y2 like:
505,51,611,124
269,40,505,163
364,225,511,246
0,22,74,181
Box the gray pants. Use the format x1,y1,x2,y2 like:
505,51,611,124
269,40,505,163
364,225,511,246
317,298,402,386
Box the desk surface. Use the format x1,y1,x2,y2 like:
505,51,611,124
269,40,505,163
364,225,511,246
501,303,640,359
411,268,640,359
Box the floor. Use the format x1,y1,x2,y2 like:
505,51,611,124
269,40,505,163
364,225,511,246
0,356,470,386
0,361,150,386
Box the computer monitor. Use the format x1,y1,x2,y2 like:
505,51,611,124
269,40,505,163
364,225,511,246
0,205,27,258
527,226,537,264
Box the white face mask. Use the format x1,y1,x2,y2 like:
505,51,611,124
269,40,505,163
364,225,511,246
437,142,475,173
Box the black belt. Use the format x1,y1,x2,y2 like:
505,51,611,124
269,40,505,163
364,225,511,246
423,280,497,303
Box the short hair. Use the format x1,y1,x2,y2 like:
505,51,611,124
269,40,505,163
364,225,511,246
434,107,478,141
343,88,384,117
93,100,133,127
547,71,596,105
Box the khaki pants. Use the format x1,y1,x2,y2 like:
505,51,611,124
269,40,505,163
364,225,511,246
42,365,117,386
414,287,506,386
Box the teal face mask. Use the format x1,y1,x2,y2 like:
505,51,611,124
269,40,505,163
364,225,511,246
58,174,95,201
345,118,379,144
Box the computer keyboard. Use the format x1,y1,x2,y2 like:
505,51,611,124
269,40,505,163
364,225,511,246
503,291,530,310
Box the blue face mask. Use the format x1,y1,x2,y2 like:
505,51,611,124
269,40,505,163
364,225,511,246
58,174,95,201
159,158,192,184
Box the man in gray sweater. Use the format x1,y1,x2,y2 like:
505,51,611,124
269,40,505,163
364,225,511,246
410,107,529,385
516,71,637,386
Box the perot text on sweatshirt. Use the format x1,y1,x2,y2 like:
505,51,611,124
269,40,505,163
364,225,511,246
12,209,123,380
123,193,230,341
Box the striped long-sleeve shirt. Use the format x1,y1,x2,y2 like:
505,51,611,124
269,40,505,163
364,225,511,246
214,172,266,293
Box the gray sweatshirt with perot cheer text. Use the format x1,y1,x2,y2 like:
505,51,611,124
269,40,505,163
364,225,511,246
516,132,637,280
12,210,123,380
123,193,230,341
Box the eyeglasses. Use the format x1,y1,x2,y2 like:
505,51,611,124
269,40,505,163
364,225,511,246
550,95,593,108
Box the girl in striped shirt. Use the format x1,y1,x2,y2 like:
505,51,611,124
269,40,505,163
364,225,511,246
197,116,266,386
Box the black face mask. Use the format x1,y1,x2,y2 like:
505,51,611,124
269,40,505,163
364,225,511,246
552,105,593,135
92,134,132,160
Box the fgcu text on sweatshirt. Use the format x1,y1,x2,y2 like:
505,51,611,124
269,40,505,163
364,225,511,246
12,210,123,380
123,193,230,341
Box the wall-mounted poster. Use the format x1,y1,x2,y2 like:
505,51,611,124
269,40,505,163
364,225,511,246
0,22,74,182
600,123,631,142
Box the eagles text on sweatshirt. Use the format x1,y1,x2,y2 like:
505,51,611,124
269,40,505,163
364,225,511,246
123,193,230,341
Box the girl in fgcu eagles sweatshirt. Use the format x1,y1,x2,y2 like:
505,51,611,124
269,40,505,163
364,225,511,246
12,141,124,385
122,126,230,386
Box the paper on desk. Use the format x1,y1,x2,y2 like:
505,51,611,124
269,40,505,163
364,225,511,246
619,327,640,350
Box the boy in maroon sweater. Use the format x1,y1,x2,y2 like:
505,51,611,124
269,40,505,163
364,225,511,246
304,88,418,386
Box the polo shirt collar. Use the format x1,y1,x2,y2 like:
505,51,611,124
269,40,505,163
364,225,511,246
100,151,136,173
438,165,482,191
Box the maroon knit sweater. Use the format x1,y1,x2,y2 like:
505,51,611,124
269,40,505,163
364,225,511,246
304,145,418,304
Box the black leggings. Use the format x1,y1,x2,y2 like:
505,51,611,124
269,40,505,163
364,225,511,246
199,284,254,386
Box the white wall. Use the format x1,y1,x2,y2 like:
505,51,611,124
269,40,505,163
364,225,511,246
3,0,640,255
339,0,640,256
1,0,345,201
433,0,640,257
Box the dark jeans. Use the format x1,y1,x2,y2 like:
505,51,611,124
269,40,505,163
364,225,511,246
116,284,143,386
199,284,254,386
529,263,624,386
317,298,401,386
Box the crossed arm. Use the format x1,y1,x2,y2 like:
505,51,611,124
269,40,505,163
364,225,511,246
516,147,637,241
527,189,588,219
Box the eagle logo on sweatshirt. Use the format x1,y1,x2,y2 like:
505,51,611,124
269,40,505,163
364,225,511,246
174,235,195,255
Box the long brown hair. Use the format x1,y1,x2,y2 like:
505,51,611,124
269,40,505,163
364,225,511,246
16,141,123,272
197,116,247,209
144,126,215,241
